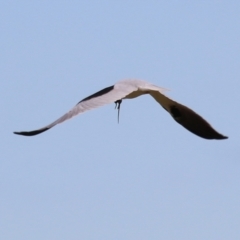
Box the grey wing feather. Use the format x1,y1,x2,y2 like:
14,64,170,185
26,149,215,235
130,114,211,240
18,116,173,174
14,85,134,136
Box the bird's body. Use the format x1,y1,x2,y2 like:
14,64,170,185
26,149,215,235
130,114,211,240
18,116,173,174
14,79,228,140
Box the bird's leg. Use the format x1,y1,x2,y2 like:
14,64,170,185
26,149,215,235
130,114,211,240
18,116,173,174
114,99,122,123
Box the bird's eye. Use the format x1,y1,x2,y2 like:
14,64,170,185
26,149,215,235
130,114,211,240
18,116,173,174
170,106,182,118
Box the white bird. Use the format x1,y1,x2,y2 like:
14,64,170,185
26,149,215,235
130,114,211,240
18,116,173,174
14,79,227,139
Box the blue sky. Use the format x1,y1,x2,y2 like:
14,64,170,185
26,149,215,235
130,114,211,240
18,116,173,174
1,1,240,239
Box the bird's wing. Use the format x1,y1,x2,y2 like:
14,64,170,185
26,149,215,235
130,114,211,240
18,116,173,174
14,83,138,136
149,90,227,140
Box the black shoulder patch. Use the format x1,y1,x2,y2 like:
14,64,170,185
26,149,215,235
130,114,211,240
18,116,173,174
78,85,114,104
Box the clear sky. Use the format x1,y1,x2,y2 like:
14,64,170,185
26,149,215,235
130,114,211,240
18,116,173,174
1,1,240,239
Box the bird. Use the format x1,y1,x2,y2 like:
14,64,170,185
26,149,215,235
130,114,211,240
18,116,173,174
14,79,228,139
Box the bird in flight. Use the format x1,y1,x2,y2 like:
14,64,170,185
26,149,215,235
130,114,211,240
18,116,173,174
14,79,227,139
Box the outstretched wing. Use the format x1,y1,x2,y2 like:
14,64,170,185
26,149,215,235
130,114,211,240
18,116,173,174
14,79,228,139
149,90,228,140
14,83,137,136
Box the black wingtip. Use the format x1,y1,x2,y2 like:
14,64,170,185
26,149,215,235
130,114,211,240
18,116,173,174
215,134,228,140
13,128,50,136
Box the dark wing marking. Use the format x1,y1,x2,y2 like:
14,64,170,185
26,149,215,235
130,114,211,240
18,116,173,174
77,86,114,103
169,104,227,140
150,91,228,140
14,84,135,136
14,128,49,136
